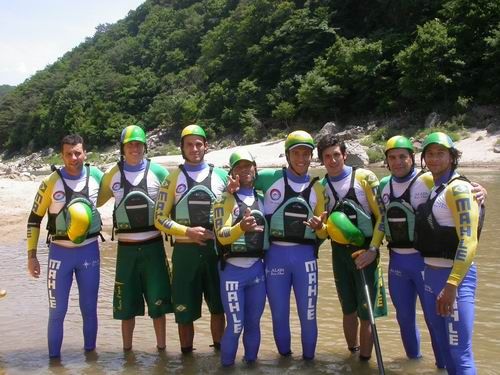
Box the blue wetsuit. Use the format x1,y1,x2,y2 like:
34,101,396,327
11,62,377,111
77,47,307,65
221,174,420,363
218,261,266,365
254,168,328,359
424,265,476,374
27,166,103,358
415,171,481,374
265,242,318,359
214,187,267,366
47,241,100,357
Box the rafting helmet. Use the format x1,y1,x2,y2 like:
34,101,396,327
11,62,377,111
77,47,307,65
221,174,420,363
181,124,207,141
120,125,147,155
421,132,461,170
421,132,455,152
385,135,414,155
66,200,93,244
229,149,256,170
285,130,315,152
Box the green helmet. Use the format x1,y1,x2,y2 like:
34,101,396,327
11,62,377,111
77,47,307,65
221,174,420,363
181,124,206,140
285,130,315,152
120,125,146,145
229,149,256,169
422,132,454,152
385,135,414,154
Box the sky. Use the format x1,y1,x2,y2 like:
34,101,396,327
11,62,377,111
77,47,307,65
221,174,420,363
0,0,146,86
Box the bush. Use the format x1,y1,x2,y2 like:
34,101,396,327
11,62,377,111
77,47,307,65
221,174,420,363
367,148,385,163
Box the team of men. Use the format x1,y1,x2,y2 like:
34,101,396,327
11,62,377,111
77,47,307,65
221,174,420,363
26,126,484,373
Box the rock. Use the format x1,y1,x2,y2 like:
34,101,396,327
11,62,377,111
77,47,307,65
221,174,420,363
494,145,500,154
345,141,369,166
424,112,440,128
316,122,339,142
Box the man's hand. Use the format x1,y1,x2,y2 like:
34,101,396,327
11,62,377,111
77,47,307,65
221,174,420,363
471,181,487,205
28,257,41,278
436,283,457,317
226,175,240,194
240,208,264,232
186,226,215,245
304,211,327,231
352,248,377,269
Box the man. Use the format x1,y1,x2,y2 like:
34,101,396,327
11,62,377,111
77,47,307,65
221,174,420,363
155,124,227,354
378,135,443,365
316,133,387,361
98,125,173,351
27,134,103,358
415,132,483,374
213,149,268,366
229,130,328,360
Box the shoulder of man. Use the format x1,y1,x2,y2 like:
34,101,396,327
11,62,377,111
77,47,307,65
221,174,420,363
418,171,435,190
379,174,390,190
212,166,228,180
149,161,169,180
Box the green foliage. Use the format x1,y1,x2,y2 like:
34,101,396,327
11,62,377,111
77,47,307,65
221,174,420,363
367,148,385,163
149,140,180,157
395,19,464,106
0,0,499,153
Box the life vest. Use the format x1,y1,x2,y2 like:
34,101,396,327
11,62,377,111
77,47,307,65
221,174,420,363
173,164,215,229
383,171,423,249
414,175,484,259
326,168,374,245
47,165,102,241
113,159,156,233
268,168,318,245
220,192,269,267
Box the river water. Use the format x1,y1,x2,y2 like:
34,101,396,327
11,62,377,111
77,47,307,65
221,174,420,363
0,167,498,374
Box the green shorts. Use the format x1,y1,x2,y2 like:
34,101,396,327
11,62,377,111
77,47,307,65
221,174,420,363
113,236,173,320
171,241,224,324
331,242,387,321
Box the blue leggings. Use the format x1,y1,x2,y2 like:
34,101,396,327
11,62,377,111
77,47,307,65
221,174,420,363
47,241,100,358
423,264,477,375
218,260,266,366
389,251,443,366
265,243,318,359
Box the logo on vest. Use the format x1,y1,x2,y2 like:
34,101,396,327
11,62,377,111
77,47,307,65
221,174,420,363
176,184,187,194
382,193,390,204
53,191,65,201
112,182,121,191
270,189,281,201
233,207,240,217
175,304,187,312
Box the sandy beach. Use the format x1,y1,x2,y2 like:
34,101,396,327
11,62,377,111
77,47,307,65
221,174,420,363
2,129,499,247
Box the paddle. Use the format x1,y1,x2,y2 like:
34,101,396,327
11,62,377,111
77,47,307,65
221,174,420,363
352,250,385,375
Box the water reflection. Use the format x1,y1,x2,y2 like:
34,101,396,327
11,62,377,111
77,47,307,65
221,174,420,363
1,168,498,374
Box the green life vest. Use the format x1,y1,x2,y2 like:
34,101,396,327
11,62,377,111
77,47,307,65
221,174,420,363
113,160,157,233
383,171,422,248
268,169,318,244
47,165,102,241
173,164,216,229
326,168,374,241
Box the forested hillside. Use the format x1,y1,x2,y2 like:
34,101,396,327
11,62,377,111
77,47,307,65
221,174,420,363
0,0,498,153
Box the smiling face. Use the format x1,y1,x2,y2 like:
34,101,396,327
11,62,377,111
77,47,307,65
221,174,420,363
182,135,207,165
288,145,313,176
423,144,453,180
386,148,414,178
322,145,346,177
231,160,256,188
61,143,86,176
123,141,145,166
